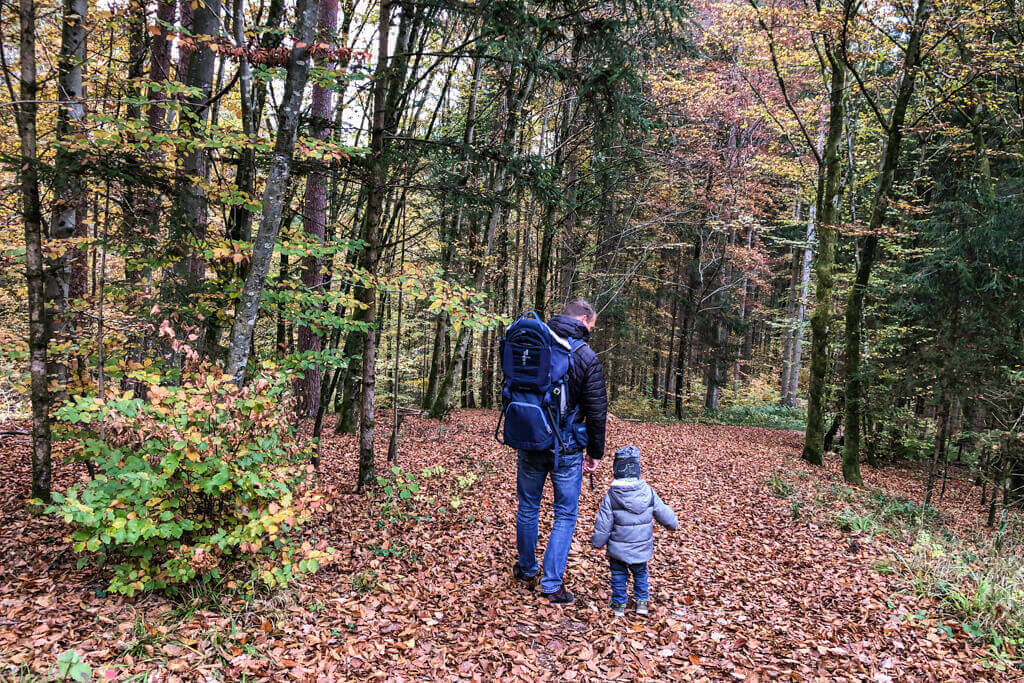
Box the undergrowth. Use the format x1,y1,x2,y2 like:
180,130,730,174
798,473,1024,664
896,526,1024,665
610,391,807,431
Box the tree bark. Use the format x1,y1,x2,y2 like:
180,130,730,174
48,0,89,394
802,10,850,466
173,0,221,299
295,0,340,417
780,246,799,405
355,0,396,489
842,0,933,484
226,0,320,381
674,242,701,419
788,207,814,402
17,0,51,502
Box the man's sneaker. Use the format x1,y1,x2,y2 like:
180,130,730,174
636,600,649,616
611,602,626,618
543,586,574,605
512,563,536,587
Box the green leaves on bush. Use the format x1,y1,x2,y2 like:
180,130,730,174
48,369,334,596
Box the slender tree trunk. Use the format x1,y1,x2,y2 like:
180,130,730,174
780,247,799,405
335,328,362,434
227,0,286,251
355,0,396,489
422,314,447,409
674,243,701,419
661,258,680,411
789,207,814,401
226,0,320,381
17,0,51,502
557,161,582,305
842,0,933,484
47,0,89,394
925,396,951,507
295,0,340,417
173,0,221,299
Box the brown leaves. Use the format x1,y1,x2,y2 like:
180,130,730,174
0,411,1008,679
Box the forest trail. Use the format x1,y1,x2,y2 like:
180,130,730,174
0,411,1007,680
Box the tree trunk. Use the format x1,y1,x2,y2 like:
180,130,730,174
780,246,799,405
674,243,701,419
802,16,850,466
173,0,221,299
226,0,319,381
924,396,951,507
227,0,286,251
355,0,398,490
843,0,933,484
422,314,447,409
295,0,340,418
788,207,814,401
17,0,52,502
661,257,680,411
47,0,89,395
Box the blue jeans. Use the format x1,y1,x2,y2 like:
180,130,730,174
609,558,649,604
516,450,583,594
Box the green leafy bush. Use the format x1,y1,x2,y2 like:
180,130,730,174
48,369,333,596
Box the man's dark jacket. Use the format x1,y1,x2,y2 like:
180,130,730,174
548,314,608,460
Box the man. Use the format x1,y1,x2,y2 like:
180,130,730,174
513,298,608,604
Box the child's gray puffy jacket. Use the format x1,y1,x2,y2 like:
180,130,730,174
592,480,677,564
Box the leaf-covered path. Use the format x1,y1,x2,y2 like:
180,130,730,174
0,411,1008,680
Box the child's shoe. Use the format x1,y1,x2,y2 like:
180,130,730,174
635,600,649,616
611,602,626,618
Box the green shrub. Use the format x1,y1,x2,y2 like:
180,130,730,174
48,369,333,596
352,570,379,593
867,489,941,526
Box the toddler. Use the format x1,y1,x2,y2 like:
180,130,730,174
592,446,677,616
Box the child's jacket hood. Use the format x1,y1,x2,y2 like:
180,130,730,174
609,479,650,515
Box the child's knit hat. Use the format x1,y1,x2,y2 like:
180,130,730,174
613,445,642,480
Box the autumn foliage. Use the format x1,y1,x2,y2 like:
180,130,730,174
47,369,333,596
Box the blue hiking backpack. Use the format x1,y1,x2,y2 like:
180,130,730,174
495,312,588,458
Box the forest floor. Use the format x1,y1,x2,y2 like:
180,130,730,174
0,410,1018,681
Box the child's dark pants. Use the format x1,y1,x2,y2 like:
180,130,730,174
609,557,649,604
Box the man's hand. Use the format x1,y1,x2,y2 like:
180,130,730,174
583,456,598,473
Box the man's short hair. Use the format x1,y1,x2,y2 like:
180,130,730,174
563,298,596,322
